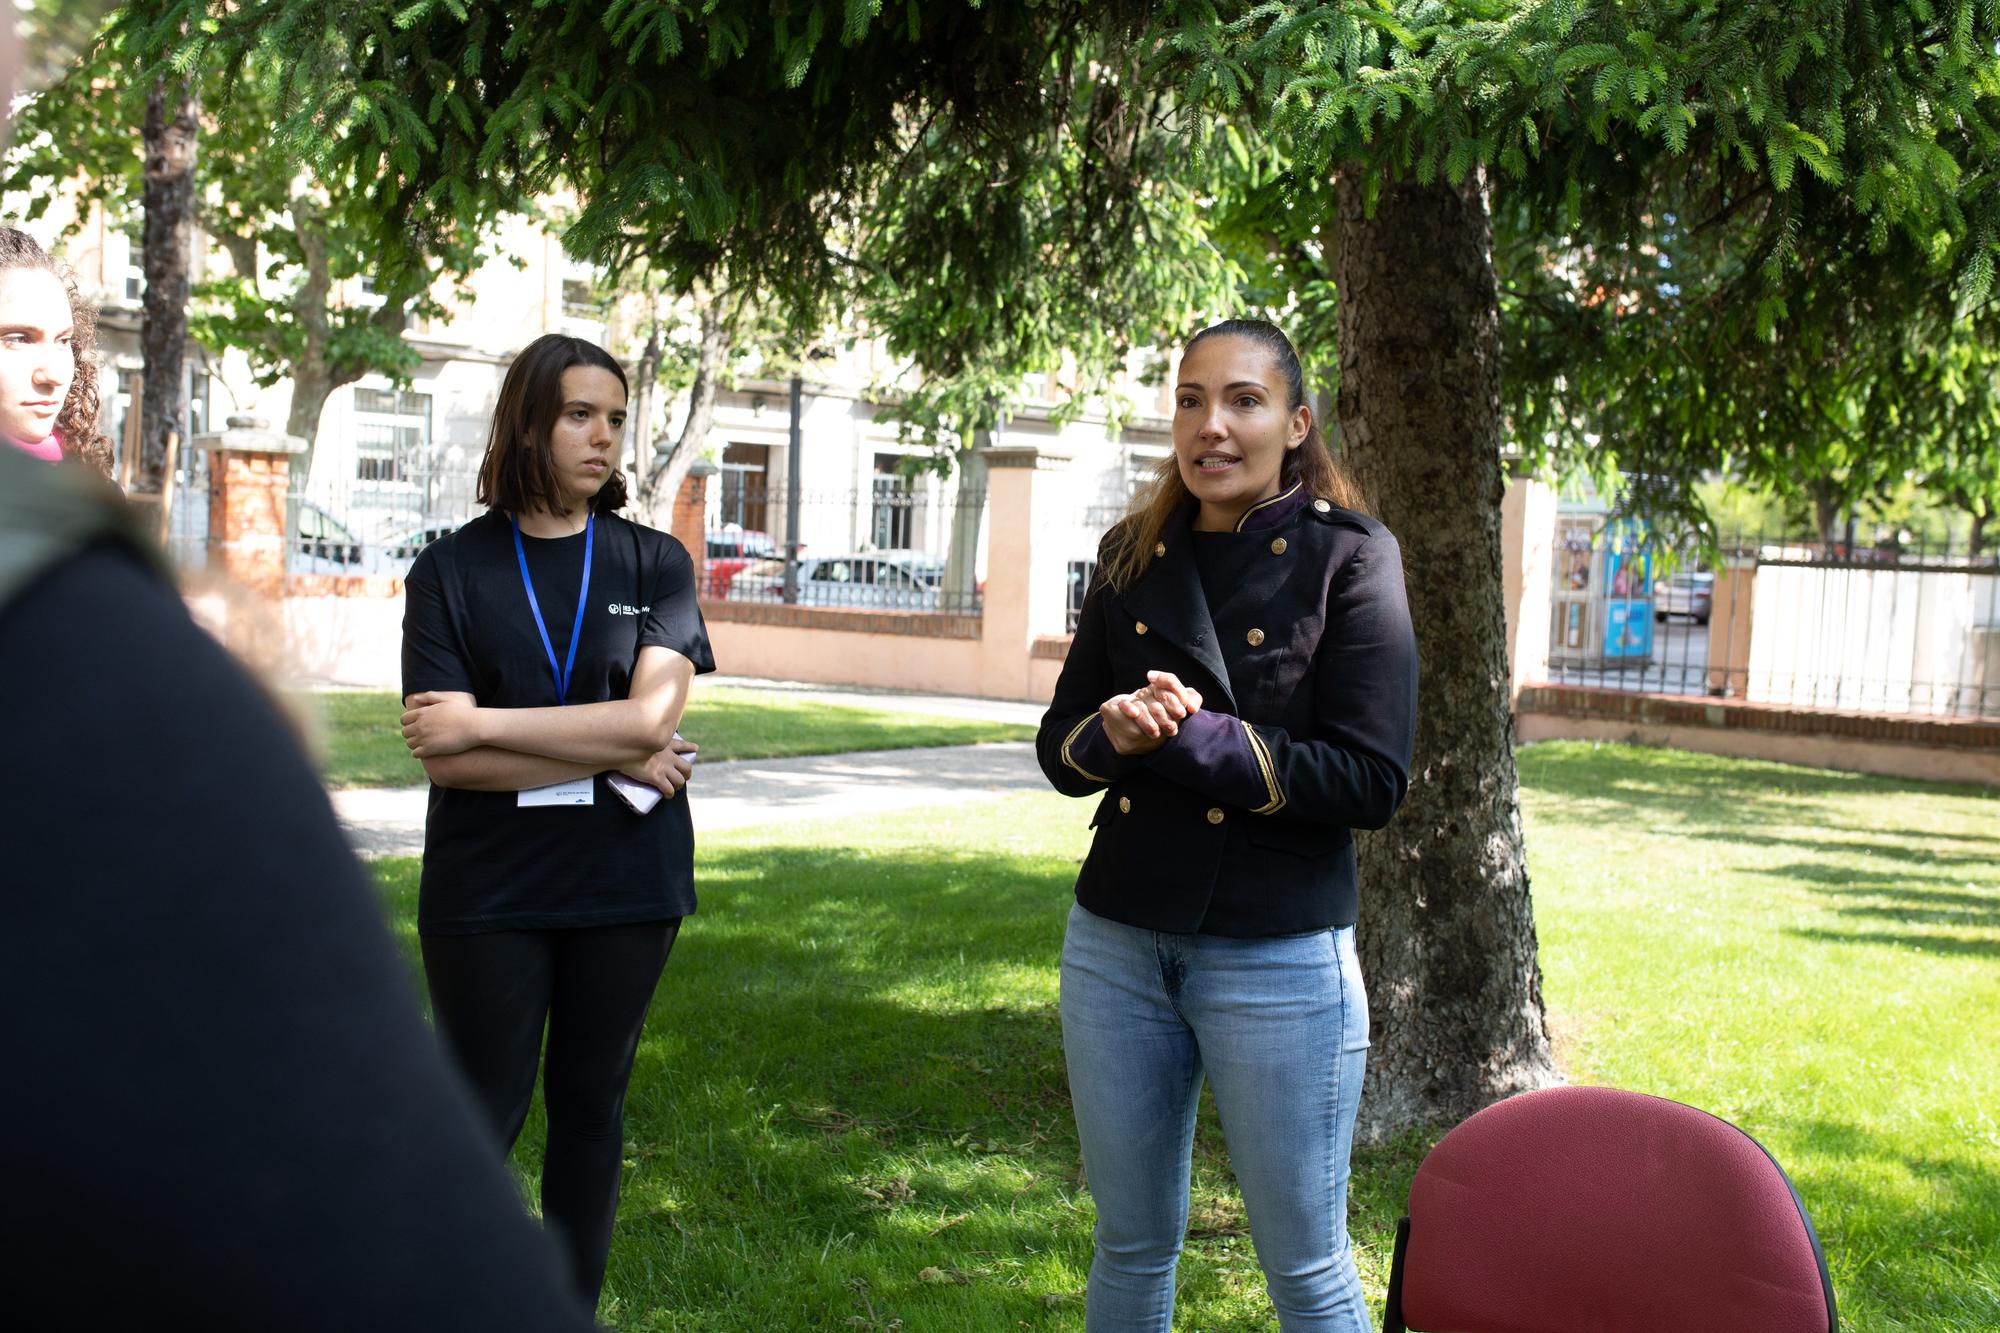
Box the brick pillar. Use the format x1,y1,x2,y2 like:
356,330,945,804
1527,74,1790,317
669,464,710,595
204,448,294,598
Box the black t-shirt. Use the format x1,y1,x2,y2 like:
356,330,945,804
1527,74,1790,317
0,547,598,1330
402,508,717,935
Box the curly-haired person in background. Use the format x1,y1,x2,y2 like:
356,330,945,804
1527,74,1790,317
0,225,114,477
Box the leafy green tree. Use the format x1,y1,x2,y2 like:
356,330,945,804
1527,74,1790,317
126,0,2000,1141
1160,0,1997,1132
1905,321,2000,555
6,40,500,483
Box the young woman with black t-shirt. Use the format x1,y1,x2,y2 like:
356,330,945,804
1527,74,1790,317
399,333,715,1308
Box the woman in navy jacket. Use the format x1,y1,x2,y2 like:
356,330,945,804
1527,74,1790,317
1037,319,1417,1331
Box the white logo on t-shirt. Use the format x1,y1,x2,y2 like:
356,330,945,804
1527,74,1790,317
607,602,651,616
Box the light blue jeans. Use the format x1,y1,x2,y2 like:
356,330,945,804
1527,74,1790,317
1060,903,1371,1332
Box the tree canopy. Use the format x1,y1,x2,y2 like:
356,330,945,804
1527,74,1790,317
6,25,502,464
96,0,2000,1137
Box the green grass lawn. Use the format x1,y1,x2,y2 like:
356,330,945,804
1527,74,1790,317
312,686,1036,788
369,741,1999,1330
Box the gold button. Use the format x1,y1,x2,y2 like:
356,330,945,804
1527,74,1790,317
1270,538,1287,555
1313,498,1331,513
1154,541,1166,557
1206,807,1225,825
1118,796,1131,814
1135,621,1148,635
1247,628,1265,647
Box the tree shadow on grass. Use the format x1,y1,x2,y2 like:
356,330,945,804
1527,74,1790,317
1682,829,2000,866
1518,743,2000,834
1810,882,2000,916
1776,1117,2000,1331
401,836,1427,1330
600,837,1444,1329
1786,927,2000,960
1751,861,2000,949
1766,860,1992,891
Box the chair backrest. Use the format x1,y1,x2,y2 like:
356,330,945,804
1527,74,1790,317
1386,1085,1836,1333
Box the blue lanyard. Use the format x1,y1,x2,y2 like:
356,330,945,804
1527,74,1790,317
511,511,594,704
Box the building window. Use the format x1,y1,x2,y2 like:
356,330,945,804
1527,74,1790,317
872,453,913,549
562,278,599,318
1066,560,1095,633
719,442,770,532
354,386,432,490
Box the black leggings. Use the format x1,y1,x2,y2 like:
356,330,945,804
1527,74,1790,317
420,920,679,1306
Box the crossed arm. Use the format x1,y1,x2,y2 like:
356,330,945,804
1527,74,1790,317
401,645,698,794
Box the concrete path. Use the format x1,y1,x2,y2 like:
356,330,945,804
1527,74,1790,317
701,674,1048,727
332,741,1047,860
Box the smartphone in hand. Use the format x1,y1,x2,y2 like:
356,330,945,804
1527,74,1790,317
607,772,663,814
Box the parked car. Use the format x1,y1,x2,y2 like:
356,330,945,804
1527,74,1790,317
290,506,458,577
1655,571,1714,623
727,549,945,610
377,521,459,574
290,501,364,574
703,526,781,597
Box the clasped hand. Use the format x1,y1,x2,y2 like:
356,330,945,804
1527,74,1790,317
618,735,698,799
401,692,483,757
1099,671,1203,755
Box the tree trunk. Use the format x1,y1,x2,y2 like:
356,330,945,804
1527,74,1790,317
1967,505,1988,560
285,366,338,467
1335,169,1560,1144
1812,486,1842,555
136,75,198,499
628,304,664,493
284,193,338,484
640,297,727,526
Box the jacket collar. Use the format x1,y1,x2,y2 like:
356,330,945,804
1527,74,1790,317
1115,501,1237,713
1231,480,1307,532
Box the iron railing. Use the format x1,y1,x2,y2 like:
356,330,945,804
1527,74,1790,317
702,482,987,618
1542,528,2000,719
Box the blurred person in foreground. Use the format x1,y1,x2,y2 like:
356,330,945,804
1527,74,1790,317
0,16,601,1327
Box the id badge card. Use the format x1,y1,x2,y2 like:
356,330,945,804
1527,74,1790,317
518,776,595,807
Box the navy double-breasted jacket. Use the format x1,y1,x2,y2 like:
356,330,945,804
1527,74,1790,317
1035,483,1418,936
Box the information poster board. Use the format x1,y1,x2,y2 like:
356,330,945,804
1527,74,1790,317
1602,536,1654,659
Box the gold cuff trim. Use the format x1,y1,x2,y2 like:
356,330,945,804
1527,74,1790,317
1061,714,1115,784
1233,481,1303,533
1242,719,1286,815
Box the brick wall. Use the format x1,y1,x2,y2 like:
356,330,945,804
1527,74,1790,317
701,599,983,640
1517,684,2000,786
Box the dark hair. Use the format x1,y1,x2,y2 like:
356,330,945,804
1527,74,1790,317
475,333,629,518
1101,317,1364,590
0,226,111,478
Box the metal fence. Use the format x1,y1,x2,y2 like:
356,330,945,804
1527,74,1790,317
703,482,987,617
1543,528,2000,719
161,448,212,571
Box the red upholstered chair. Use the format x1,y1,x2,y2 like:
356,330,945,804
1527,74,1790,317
1382,1085,1837,1333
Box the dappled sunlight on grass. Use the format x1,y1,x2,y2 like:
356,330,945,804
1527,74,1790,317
368,747,1998,1329
1521,741,2000,1331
